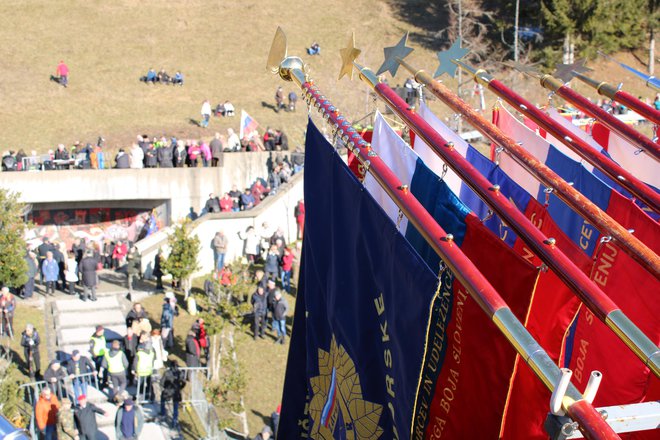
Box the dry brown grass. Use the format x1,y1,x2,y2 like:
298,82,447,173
1,2,654,156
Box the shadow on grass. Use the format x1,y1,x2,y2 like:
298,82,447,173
189,118,201,127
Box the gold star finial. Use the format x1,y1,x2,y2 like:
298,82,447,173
339,32,362,80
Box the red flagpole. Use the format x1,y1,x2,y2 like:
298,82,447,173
395,59,660,279
454,61,660,215
350,62,660,379
271,54,619,439
573,72,660,126
539,74,660,163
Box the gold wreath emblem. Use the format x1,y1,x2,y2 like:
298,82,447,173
309,336,384,439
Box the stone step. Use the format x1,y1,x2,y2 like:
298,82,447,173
99,421,168,440
53,296,120,313
59,324,127,346
94,401,119,427
57,309,126,329
58,343,94,359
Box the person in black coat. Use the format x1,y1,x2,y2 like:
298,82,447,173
66,350,96,401
44,360,68,398
160,360,186,428
122,326,139,386
21,324,41,378
51,244,66,291
185,331,200,367
115,149,130,169
156,144,173,168
74,395,106,440
251,286,268,340
79,251,98,301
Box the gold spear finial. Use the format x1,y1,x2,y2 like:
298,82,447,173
338,32,362,81
266,27,306,84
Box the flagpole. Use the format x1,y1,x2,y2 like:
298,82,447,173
453,61,660,214
394,57,660,280
573,72,660,126
348,61,660,380
535,73,660,163
598,51,660,92
268,47,619,440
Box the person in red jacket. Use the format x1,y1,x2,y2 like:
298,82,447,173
295,199,305,240
112,241,128,269
219,193,233,212
280,247,294,293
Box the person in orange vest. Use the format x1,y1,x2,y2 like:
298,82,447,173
35,387,60,439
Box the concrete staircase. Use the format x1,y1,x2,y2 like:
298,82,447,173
52,294,172,440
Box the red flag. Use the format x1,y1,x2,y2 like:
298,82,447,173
417,215,540,439
564,191,660,407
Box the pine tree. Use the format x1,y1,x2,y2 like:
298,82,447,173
540,0,647,65
160,219,200,299
0,189,28,288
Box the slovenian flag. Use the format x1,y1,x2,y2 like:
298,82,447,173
239,110,259,139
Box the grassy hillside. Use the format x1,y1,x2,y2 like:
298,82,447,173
0,0,445,153
0,1,655,154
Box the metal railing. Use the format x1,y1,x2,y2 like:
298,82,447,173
19,372,99,406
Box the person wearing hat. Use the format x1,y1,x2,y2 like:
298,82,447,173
102,340,129,401
253,425,273,440
74,394,106,440
115,398,144,440
89,325,107,388
21,323,41,378
66,349,96,402
42,251,59,295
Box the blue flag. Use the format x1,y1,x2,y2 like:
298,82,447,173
278,119,439,439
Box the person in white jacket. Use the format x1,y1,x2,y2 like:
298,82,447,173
129,143,144,168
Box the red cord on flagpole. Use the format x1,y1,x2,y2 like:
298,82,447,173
347,64,660,380
453,61,660,213
539,75,660,163
394,59,660,280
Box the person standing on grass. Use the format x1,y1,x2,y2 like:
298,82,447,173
272,291,289,345
160,292,178,350
22,249,38,299
21,323,41,378
185,330,200,367
55,60,69,87
251,286,268,340
0,287,16,337
200,99,212,128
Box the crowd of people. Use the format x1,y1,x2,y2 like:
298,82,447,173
1,127,300,172
26,295,198,439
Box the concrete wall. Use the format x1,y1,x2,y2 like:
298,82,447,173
136,171,304,278
0,152,273,222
